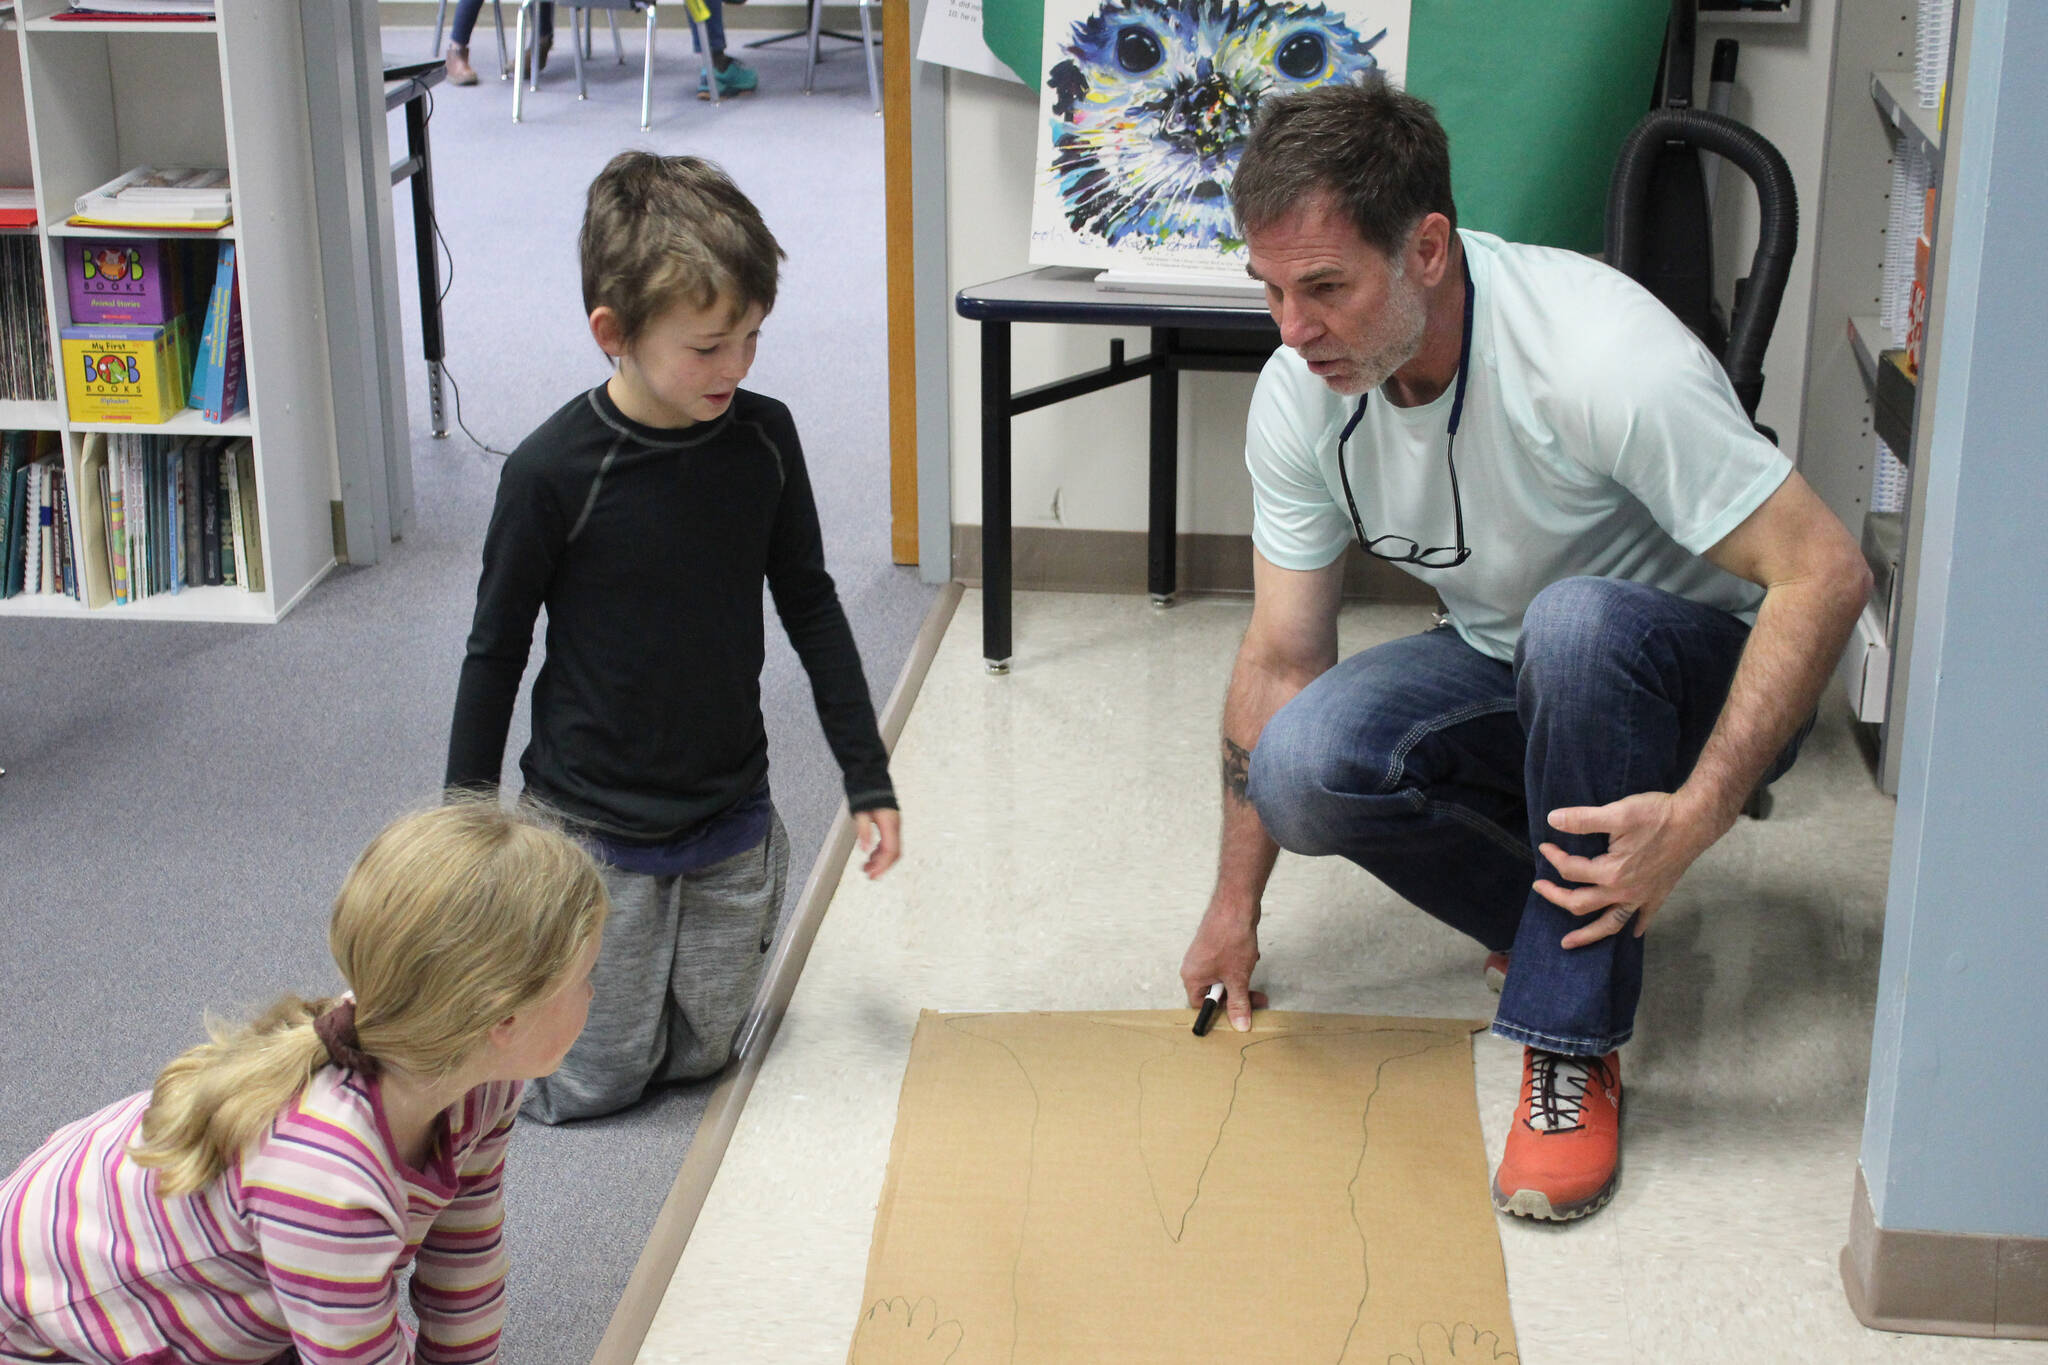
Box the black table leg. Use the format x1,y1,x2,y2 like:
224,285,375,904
1148,327,1178,606
404,94,448,439
981,320,1013,673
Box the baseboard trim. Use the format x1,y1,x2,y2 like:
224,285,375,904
951,526,1436,603
590,583,963,1365
1841,1166,2048,1340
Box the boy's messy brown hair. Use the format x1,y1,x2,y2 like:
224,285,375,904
579,151,786,343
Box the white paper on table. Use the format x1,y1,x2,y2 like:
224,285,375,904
915,0,1025,83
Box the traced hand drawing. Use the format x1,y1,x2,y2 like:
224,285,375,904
1388,1321,1518,1365
856,1012,1511,1363
851,1295,965,1364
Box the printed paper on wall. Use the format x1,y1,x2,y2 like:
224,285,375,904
1029,0,1411,274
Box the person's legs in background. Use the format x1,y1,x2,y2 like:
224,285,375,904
443,0,551,82
692,0,759,98
443,0,487,83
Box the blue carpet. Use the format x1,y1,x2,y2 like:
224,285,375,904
0,24,930,1363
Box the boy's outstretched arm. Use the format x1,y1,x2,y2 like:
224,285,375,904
760,411,901,877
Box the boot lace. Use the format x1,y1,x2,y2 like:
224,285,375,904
1525,1051,1610,1134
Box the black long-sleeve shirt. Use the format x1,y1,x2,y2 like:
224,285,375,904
446,384,894,842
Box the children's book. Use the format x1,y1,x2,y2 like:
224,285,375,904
65,237,189,327
231,439,262,592
190,243,245,422
53,466,75,599
0,189,36,230
176,439,197,589
107,441,129,603
75,432,113,608
61,318,192,423
0,431,25,597
26,458,47,593
225,441,245,589
71,167,231,229
198,439,221,586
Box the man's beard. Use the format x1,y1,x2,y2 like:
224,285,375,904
1329,264,1429,396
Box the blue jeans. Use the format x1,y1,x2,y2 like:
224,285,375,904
452,0,550,43
690,0,727,56
1248,577,1810,1056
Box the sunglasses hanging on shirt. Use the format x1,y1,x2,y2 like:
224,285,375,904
1335,258,1476,569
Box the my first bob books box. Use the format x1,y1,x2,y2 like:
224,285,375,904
60,318,193,424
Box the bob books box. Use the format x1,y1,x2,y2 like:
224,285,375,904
63,237,192,327
61,318,193,424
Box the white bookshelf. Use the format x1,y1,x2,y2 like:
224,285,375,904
0,0,343,623
1798,0,1969,792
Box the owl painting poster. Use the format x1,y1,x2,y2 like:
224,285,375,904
1029,0,1411,274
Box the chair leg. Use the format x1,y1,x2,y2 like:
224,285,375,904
858,0,879,113
511,1,528,117
641,4,657,129
573,4,588,96
802,0,822,93
432,0,448,54
609,9,623,63
492,0,510,78
692,12,719,106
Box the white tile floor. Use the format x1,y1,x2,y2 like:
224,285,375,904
637,590,2048,1364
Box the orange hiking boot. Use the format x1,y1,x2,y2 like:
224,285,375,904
1492,1047,1622,1221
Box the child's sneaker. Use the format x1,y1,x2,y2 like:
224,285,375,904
697,59,759,99
1491,1047,1622,1221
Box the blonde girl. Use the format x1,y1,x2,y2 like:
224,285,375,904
0,798,607,1365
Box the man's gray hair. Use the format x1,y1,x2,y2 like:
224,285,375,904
1231,75,1458,256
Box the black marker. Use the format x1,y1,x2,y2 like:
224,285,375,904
1192,983,1225,1037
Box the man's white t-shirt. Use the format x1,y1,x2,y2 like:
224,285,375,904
1247,229,1791,663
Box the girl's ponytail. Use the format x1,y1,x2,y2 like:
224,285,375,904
130,995,339,1196
129,796,607,1198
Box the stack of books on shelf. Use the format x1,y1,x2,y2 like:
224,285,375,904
0,189,36,229
57,236,245,425
81,433,264,602
1,431,73,600
1,237,56,403
3,430,263,607
58,0,216,20
70,166,231,229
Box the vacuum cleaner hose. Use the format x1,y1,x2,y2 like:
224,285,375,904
1606,108,1798,418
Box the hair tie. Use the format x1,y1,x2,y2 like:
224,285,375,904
314,999,380,1076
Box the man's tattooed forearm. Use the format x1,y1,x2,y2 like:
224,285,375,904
1222,738,1253,803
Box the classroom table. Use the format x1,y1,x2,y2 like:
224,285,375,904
385,62,449,438
955,267,1281,672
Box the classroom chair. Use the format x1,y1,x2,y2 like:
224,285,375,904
800,0,879,114
511,0,722,129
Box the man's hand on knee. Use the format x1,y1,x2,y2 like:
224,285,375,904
1534,791,1726,948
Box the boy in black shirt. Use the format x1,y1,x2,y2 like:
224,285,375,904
447,152,900,1124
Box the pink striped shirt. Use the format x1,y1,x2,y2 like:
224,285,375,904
0,1070,520,1365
